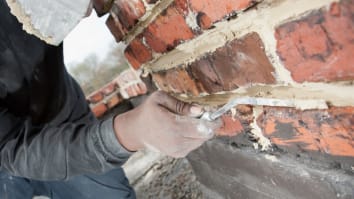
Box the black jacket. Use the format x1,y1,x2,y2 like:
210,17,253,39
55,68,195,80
0,1,131,181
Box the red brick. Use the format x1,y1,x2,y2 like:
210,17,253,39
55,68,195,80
189,57,223,93
124,37,153,70
236,105,253,116
217,115,244,136
190,0,254,29
88,91,104,104
112,0,146,30
93,0,114,17
330,2,341,16
106,94,123,109
92,103,108,118
258,106,354,157
174,0,189,13
275,0,354,83
143,1,194,53
190,32,275,93
196,12,213,29
106,14,127,42
152,67,204,96
100,82,117,96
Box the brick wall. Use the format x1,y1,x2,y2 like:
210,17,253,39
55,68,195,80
87,69,147,117
94,0,354,198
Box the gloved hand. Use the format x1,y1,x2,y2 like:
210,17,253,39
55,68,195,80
114,91,221,158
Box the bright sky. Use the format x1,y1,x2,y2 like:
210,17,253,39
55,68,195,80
63,12,118,68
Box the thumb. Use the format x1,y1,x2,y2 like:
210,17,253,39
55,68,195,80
153,91,204,117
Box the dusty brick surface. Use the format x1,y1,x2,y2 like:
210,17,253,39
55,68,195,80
112,0,146,30
154,32,275,94
152,67,204,96
123,0,261,67
189,57,224,93
212,33,275,89
257,106,354,157
106,14,127,42
196,32,275,92
92,103,108,117
190,0,254,29
217,115,244,136
124,37,153,70
275,0,354,83
217,104,254,136
143,0,194,53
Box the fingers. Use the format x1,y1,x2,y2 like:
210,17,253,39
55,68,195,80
152,91,203,117
167,118,222,158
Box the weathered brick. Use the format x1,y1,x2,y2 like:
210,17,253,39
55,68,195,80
190,32,275,93
92,103,108,118
190,0,254,29
196,12,213,29
217,115,244,136
101,82,117,96
275,0,354,83
329,2,341,16
112,0,146,30
124,37,153,70
214,32,275,87
88,91,104,104
106,94,123,109
153,32,275,95
236,104,253,116
189,57,223,93
258,106,354,157
152,67,204,96
106,14,127,42
93,0,114,16
143,0,194,53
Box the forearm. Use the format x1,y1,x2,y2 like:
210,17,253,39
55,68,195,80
0,116,132,181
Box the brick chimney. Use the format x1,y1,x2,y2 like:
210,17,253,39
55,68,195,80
95,0,354,198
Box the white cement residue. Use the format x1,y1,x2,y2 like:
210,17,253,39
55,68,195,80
185,11,199,31
264,154,279,162
250,106,272,151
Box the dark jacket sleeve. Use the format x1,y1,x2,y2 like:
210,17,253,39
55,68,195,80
0,1,132,181
0,106,132,180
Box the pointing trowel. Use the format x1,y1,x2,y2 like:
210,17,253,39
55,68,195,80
200,97,328,121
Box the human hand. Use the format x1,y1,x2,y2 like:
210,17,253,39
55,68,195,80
113,91,221,158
